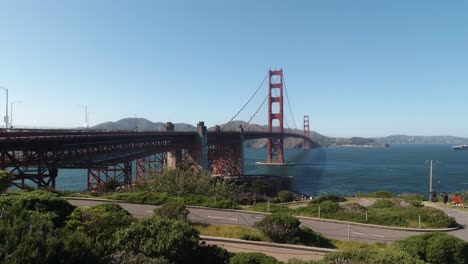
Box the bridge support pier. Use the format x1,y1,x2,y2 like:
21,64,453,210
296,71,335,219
135,153,167,182
208,125,243,176
187,122,208,171
1,150,59,189
87,162,132,191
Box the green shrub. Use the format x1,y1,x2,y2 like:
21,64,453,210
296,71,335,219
66,203,134,250
107,251,171,264
107,192,170,205
114,217,200,263
310,194,346,204
277,190,295,203
230,252,280,264
395,233,468,264
256,213,300,243
0,171,12,193
322,248,374,263
0,209,103,264
371,248,425,264
154,201,189,220
294,226,335,248
0,190,75,227
370,199,398,209
369,191,396,198
240,233,263,241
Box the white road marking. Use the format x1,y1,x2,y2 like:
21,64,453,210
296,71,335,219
353,232,385,238
207,216,238,221
252,216,264,219
146,210,154,213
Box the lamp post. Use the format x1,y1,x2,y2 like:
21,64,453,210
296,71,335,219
10,101,22,129
0,86,8,129
76,105,89,129
426,160,438,200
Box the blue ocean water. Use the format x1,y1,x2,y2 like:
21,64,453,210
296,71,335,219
56,144,468,196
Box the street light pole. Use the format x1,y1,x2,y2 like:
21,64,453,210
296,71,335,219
10,101,22,129
0,86,8,129
77,105,89,128
426,160,438,198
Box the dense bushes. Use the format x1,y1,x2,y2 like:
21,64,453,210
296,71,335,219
0,171,12,193
154,201,189,220
277,190,296,203
0,191,229,263
113,217,200,263
0,190,75,227
107,191,239,209
321,248,424,264
256,213,301,243
66,203,134,250
230,252,280,264
0,195,102,264
395,232,468,264
310,194,346,204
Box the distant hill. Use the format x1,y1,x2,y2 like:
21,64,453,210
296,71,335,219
91,119,467,148
374,135,468,145
91,118,196,132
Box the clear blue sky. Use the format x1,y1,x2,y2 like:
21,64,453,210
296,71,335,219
1,0,467,137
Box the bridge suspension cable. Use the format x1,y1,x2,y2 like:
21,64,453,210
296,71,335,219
283,75,298,130
244,94,268,130
222,72,269,131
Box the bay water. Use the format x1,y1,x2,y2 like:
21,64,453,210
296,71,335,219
56,144,468,197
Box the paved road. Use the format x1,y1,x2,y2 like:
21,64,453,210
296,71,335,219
66,198,462,244
66,199,331,262
423,202,468,241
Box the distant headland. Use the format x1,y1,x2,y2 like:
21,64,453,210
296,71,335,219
86,118,468,148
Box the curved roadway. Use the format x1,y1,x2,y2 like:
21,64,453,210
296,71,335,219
66,198,462,244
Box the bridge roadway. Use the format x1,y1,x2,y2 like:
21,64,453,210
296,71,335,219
67,198,461,244
0,127,319,189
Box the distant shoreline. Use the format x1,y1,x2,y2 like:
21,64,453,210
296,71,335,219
335,144,390,148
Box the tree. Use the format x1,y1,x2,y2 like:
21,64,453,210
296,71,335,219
154,201,189,220
230,252,280,264
256,213,300,243
394,232,468,264
113,217,200,263
0,190,75,227
277,190,295,203
0,207,102,264
0,171,12,193
66,203,134,250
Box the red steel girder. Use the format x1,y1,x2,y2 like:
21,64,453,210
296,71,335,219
267,69,284,163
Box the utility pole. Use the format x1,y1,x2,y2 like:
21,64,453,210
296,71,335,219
426,160,438,198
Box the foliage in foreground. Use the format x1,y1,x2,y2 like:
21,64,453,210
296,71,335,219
0,190,75,227
320,248,425,264
0,201,102,263
66,202,134,250
0,171,13,193
394,232,468,264
113,216,229,264
256,213,301,243
0,190,230,264
230,252,280,264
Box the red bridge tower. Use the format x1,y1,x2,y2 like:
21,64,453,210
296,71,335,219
267,69,284,163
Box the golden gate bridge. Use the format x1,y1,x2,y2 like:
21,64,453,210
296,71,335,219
0,69,320,190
